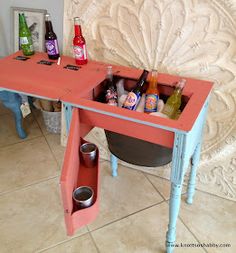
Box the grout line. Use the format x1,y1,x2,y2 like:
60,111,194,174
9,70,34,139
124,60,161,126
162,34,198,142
35,231,91,253
143,172,188,201
88,200,166,233
0,110,46,150
194,188,236,203
43,133,63,169
178,216,209,253
0,135,43,150
88,231,101,253
142,171,167,201
32,110,49,138
32,110,63,170
106,160,236,204
0,175,60,197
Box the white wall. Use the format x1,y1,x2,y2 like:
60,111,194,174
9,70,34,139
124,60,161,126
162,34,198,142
0,0,64,57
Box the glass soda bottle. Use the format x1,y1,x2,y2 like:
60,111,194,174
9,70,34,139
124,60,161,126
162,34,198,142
73,17,88,65
105,66,118,106
162,79,186,119
45,13,60,60
144,70,159,113
19,13,34,56
122,70,149,110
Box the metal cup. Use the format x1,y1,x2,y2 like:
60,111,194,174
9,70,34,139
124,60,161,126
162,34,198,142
73,186,94,209
80,143,97,168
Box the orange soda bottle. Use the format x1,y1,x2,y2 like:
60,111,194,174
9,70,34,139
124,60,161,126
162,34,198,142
144,70,159,113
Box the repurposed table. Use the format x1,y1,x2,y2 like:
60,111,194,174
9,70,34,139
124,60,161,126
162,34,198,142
0,51,213,253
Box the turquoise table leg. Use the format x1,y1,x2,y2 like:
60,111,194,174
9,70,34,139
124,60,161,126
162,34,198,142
166,132,187,253
0,91,27,139
186,142,201,204
64,103,73,135
110,153,118,177
166,183,183,253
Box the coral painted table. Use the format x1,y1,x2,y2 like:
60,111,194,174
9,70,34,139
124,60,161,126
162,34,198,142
0,51,213,253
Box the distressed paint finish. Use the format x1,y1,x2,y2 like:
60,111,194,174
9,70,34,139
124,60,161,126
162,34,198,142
64,0,236,201
187,142,202,205
166,183,183,253
0,52,213,251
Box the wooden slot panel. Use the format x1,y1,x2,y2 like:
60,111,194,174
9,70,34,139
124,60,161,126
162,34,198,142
79,108,174,148
60,108,100,236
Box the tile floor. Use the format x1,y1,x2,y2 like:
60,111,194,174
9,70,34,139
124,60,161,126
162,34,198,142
0,103,235,253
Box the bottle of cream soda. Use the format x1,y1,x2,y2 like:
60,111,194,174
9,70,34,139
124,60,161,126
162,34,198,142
73,17,87,65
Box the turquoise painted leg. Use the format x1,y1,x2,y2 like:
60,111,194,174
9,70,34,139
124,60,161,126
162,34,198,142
110,153,118,177
166,183,183,253
64,103,73,135
166,132,188,253
0,91,27,139
186,142,201,204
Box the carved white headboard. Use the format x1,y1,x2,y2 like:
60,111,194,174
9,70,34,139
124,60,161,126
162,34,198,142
63,0,236,201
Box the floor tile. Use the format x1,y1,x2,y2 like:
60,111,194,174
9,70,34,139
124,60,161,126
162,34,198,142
0,178,88,253
0,137,59,193
39,233,98,253
0,113,42,147
92,202,205,253
87,161,164,231
45,134,65,168
146,174,187,200
180,191,236,253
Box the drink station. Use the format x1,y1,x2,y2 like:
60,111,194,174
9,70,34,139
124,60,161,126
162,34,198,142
0,50,213,253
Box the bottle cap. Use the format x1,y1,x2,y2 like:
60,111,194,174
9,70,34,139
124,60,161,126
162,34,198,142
178,79,186,90
106,66,113,79
45,13,50,21
74,17,81,25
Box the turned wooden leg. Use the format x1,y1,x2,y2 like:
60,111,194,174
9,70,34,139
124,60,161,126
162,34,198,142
166,183,183,253
0,91,27,139
186,142,201,204
110,153,118,177
63,103,73,134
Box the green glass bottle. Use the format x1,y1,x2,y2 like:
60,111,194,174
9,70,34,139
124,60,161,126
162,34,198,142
162,79,186,119
19,13,34,56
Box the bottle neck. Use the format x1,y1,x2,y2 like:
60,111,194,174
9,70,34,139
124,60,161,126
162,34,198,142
176,88,182,93
173,87,182,97
106,66,113,87
19,14,27,28
136,70,149,89
149,70,158,88
174,79,186,95
45,21,54,33
74,25,82,36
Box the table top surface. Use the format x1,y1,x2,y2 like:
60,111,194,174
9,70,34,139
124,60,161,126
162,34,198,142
0,51,213,132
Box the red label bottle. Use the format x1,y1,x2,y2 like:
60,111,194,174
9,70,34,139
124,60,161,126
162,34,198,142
73,17,87,65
